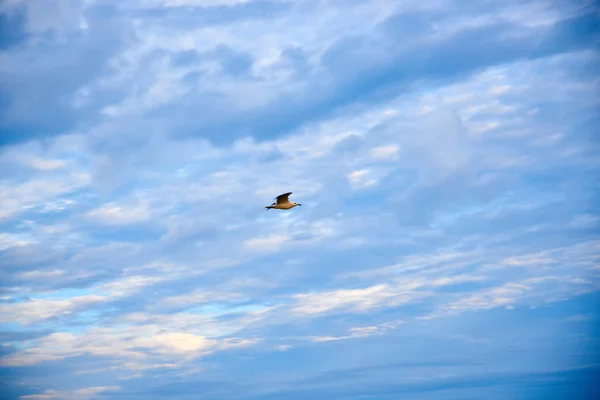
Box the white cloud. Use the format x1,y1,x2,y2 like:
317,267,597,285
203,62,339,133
369,144,400,160
0,232,37,251
429,275,486,287
291,280,428,315
347,169,378,189
426,274,598,319
160,0,254,7
20,386,121,400
86,202,150,225
501,254,555,267
133,332,216,353
443,282,530,313
0,173,91,221
0,295,106,326
0,273,170,325
310,320,404,342
243,234,290,253
99,275,165,297
242,218,338,253
20,157,69,171
159,289,243,308
17,269,65,280
292,274,487,317
339,250,477,280
0,3,598,394
0,324,257,368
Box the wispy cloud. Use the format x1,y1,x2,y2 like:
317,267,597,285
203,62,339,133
20,386,121,400
1,0,598,398
291,282,428,315
309,320,404,343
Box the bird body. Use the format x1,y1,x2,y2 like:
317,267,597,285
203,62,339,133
265,192,302,210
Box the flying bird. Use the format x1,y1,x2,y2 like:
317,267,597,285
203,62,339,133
265,192,302,210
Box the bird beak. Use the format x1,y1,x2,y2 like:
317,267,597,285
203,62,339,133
298,203,302,206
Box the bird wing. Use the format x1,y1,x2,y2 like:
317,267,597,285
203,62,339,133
275,192,292,204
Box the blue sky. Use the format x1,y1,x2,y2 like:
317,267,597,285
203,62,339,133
0,0,599,399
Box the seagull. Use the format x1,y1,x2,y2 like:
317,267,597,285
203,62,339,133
265,192,302,210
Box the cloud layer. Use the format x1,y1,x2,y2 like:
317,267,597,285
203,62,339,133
1,0,599,399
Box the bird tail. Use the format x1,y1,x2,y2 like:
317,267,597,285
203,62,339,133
265,206,273,210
